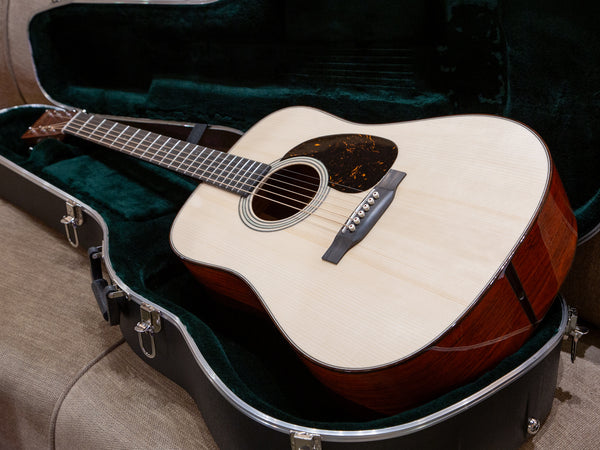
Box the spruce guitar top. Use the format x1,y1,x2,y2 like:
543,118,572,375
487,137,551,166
23,107,577,414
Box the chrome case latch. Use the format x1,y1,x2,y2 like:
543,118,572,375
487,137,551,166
290,431,322,450
135,303,162,359
565,306,589,363
60,200,84,247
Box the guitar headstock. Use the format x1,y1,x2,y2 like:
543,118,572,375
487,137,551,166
21,109,78,145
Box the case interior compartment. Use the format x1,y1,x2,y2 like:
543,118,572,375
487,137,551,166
0,101,565,432
27,1,600,236
1,0,594,435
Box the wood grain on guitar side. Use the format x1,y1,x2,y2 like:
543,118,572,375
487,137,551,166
170,107,553,372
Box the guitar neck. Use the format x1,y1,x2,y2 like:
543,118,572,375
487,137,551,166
64,111,270,196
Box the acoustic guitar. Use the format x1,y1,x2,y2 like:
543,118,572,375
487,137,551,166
23,107,577,415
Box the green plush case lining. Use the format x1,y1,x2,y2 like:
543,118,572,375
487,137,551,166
0,104,563,430
28,1,600,236
3,0,595,430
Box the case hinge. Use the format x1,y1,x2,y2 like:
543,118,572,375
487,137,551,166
135,303,162,359
60,200,84,247
290,431,322,450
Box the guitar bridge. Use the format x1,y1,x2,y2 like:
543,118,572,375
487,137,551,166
322,169,406,264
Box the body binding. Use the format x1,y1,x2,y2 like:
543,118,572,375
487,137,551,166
171,107,577,414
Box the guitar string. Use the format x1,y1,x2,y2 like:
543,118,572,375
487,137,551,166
56,116,317,201
62,120,352,226
53,117,357,228
30,116,542,355
58,117,367,217
38,116,372,232
43,122,345,234
55,116,369,203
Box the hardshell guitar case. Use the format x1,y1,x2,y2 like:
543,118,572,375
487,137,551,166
2,1,599,449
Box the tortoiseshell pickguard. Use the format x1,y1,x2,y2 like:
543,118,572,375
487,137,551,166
282,134,398,192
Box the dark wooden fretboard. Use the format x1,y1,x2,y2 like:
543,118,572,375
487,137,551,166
64,111,270,197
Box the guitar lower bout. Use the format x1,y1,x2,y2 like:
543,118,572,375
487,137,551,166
167,107,577,415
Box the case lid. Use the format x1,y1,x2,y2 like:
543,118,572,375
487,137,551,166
23,1,596,236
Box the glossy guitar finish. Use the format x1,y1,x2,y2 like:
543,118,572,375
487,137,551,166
24,106,577,414
170,107,576,414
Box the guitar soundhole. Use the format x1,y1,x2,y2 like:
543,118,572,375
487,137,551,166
251,163,320,221
239,156,328,232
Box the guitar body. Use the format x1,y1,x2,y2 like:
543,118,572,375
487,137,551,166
169,106,577,414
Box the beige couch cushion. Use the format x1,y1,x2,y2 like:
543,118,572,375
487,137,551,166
55,343,217,450
0,198,122,448
1,196,600,450
0,198,216,449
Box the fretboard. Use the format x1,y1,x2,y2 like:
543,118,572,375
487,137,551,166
64,111,270,197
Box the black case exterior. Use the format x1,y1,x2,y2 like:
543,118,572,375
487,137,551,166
0,104,568,450
2,1,587,446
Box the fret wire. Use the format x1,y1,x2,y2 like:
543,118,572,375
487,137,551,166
213,152,236,187
173,143,205,167
64,110,84,132
245,162,261,187
152,137,176,163
185,146,207,176
70,117,192,172
174,144,200,171
208,152,227,187
229,160,255,193
226,157,246,190
164,144,186,164
71,114,94,135
170,141,191,165
147,138,187,169
145,135,171,162
123,128,140,150
168,142,191,168
71,117,246,179
231,159,252,192
65,118,330,216
215,153,237,187
140,133,162,159
209,151,229,182
90,118,107,139
100,122,118,143
130,130,148,155
113,124,130,146
133,131,152,157
234,157,251,190
65,114,270,193
104,124,247,182
150,136,172,163
180,156,241,189
248,161,266,189
192,148,216,178
81,115,100,135
204,151,223,185
60,117,349,221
